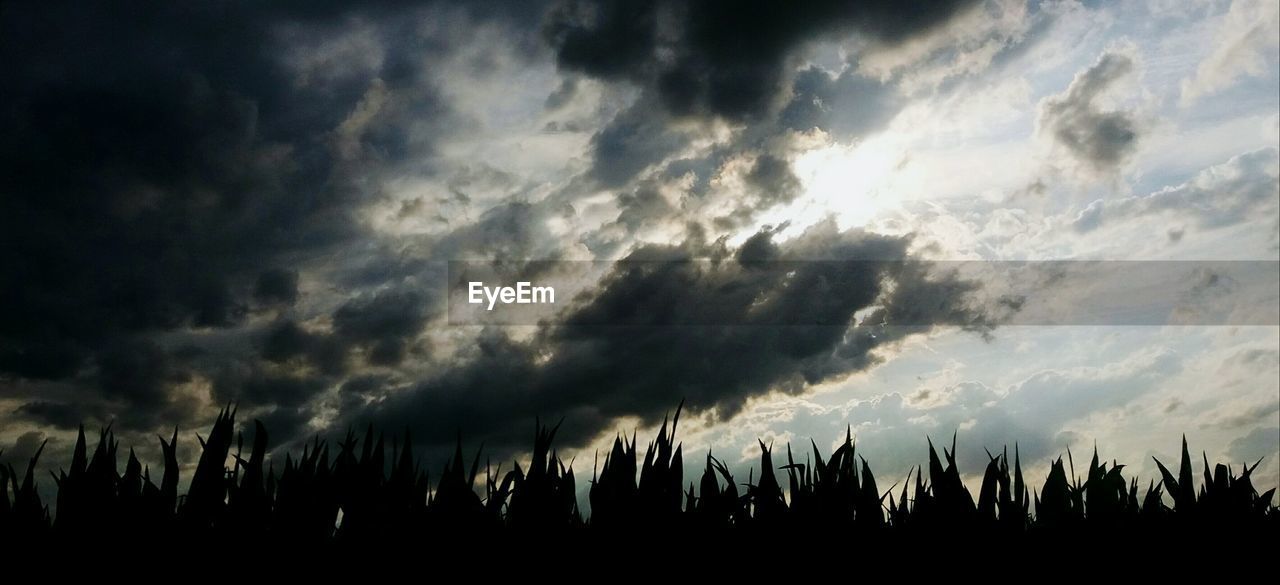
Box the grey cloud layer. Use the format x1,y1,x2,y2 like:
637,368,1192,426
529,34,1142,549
548,0,978,121
1072,147,1279,234
0,0,1001,459
0,1,539,435
553,0,987,221
1038,49,1143,175
342,220,1000,456
9,0,1263,481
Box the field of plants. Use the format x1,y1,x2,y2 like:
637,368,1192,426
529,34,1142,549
1,403,1275,545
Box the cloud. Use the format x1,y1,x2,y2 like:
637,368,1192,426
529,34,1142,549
547,0,980,121
611,181,679,235
1226,426,1280,463
258,320,348,376
780,67,902,138
13,402,104,432
1180,0,1280,105
333,289,431,366
855,0,1034,93
253,269,301,306
1071,199,1106,233
550,0,991,227
198,359,336,444
550,1,1046,257
0,431,54,469
12,336,205,432
0,2,523,435
742,345,1186,481
745,154,803,207
338,219,999,456
1037,48,1144,176
95,339,191,419
1214,402,1280,430
1072,147,1279,233
2,0,1271,497
589,96,693,187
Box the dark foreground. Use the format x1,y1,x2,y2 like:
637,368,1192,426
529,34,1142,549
1,404,1275,548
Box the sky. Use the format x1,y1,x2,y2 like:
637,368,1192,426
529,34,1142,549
1,0,1278,504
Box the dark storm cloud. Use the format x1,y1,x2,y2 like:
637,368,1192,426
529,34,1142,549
551,0,981,222
589,98,692,187
261,321,323,364
13,402,106,432
241,374,329,409
343,219,998,456
614,183,678,233
780,66,901,137
257,406,319,448
1038,50,1143,175
745,155,802,206
548,0,979,121
12,337,204,432
259,320,348,376
2,0,1021,471
333,289,431,366
431,201,570,260
0,431,57,470
95,339,190,414
253,287,431,387
674,151,808,232
342,374,393,396
0,1,539,433
544,78,582,110
253,269,301,306
721,153,805,228
208,365,332,443
588,143,807,245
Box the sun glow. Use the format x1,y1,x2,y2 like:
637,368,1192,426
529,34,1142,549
797,135,912,226
754,136,913,241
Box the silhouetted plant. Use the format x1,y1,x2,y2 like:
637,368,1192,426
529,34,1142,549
0,405,1275,544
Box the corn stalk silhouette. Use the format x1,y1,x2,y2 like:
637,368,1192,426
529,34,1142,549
1,403,1275,542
